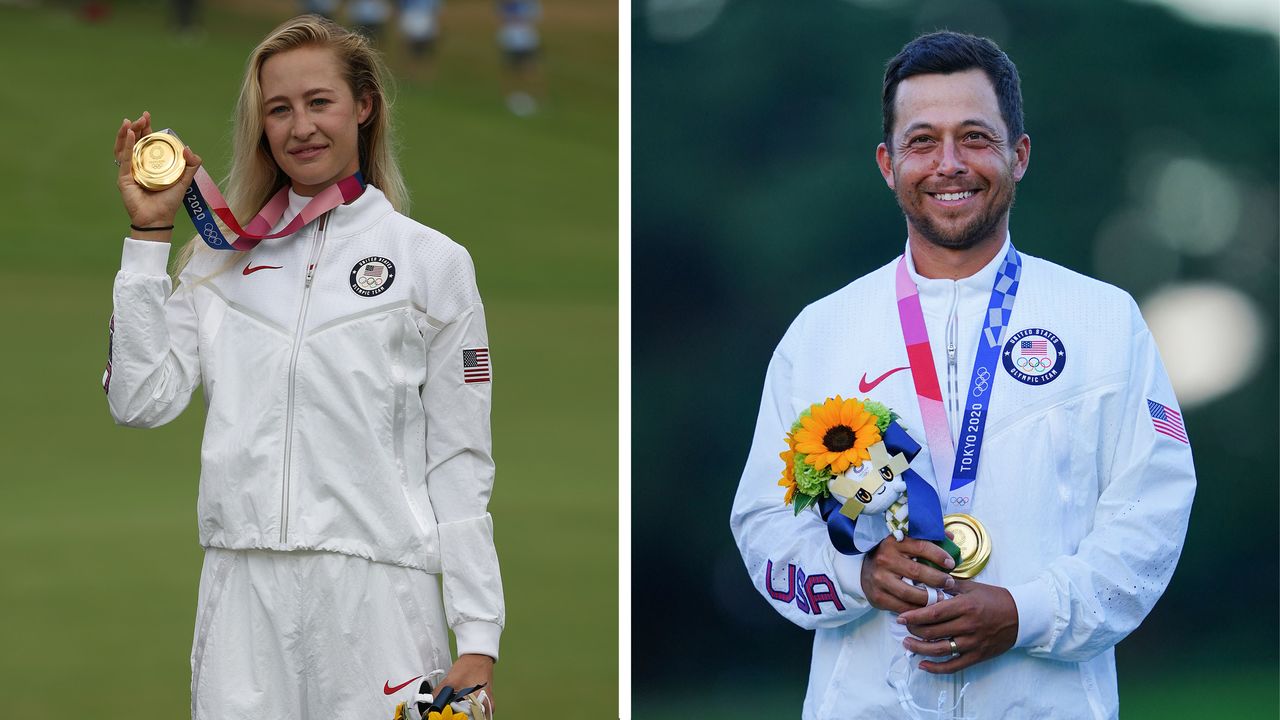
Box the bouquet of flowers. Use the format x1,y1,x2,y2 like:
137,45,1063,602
780,393,964,569
780,395,951,553
780,396,903,517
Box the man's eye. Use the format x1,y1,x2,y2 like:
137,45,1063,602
965,132,988,141
909,136,933,145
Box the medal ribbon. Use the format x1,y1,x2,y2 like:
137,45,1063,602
181,167,365,251
894,244,1021,512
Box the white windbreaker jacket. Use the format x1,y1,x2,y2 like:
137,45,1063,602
731,238,1196,719
104,186,504,660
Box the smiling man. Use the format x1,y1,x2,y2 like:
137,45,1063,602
730,32,1195,718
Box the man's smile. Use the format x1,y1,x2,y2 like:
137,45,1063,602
925,188,981,206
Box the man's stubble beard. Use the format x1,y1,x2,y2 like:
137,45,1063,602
894,173,1017,252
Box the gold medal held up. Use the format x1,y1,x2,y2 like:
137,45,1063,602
131,131,186,190
943,513,991,578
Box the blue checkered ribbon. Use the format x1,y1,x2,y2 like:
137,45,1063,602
982,252,1022,348
950,245,1021,498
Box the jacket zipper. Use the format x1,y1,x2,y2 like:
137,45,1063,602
946,283,962,720
945,283,960,441
280,211,330,543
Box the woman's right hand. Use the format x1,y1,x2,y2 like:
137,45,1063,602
114,111,202,242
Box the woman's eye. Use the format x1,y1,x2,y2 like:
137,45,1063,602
311,98,331,108
268,106,288,115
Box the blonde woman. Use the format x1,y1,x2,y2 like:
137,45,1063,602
106,15,501,719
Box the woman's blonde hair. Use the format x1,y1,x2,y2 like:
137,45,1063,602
174,14,407,277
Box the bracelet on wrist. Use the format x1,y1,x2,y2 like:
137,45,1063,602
130,223,175,232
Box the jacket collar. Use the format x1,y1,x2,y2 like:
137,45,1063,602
902,233,1013,301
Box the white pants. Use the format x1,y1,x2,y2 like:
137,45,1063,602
190,548,451,720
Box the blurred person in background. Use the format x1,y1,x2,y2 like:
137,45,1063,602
105,14,501,719
301,0,342,19
400,0,444,62
298,0,440,63
496,0,542,116
730,31,1195,719
349,0,393,40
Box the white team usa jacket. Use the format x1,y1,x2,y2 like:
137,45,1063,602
730,238,1196,719
105,186,504,659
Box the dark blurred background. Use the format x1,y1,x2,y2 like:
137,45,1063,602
632,0,1278,716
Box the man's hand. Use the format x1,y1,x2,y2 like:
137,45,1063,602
896,579,1018,674
860,535,957,613
435,653,495,717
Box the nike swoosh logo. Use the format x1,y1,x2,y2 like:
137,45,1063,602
242,263,283,275
384,675,423,695
859,366,910,393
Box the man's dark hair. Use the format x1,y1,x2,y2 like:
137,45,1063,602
882,31,1024,149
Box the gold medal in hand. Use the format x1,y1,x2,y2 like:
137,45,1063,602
943,513,992,578
131,131,186,190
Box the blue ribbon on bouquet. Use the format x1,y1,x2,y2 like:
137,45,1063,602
817,421,947,555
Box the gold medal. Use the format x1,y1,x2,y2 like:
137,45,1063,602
131,131,186,190
943,513,991,578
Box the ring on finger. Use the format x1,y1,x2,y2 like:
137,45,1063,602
948,638,959,656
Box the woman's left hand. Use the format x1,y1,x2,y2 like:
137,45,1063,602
438,653,495,717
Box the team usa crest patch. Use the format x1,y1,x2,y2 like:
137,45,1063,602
463,347,491,384
350,256,395,297
1002,328,1066,385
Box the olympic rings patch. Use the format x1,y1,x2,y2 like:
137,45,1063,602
350,256,395,297
1002,328,1066,386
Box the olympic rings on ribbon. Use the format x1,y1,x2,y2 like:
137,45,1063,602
972,366,992,396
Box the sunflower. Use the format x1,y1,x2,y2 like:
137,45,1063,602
426,707,468,720
793,396,882,474
778,433,798,505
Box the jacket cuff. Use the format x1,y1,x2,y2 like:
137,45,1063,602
453,620,502,662
832,552,868,600
121,237,172,275
1008,576,1055,648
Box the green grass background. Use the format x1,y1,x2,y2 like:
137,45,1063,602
0,2,617,717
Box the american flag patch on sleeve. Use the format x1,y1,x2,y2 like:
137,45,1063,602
1147,399,1188,444
462,347,491,384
